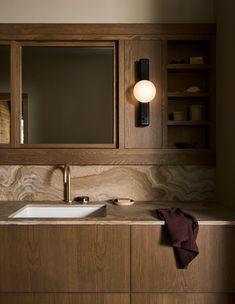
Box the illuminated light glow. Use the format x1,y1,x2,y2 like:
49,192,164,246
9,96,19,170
133,80,156,103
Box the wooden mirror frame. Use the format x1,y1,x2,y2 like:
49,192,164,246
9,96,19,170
0,23,216,165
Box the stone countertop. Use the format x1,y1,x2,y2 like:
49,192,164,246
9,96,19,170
0,201,235,225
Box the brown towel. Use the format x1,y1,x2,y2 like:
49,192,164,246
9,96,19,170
156,207,199,269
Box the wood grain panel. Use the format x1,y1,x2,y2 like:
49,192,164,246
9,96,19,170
0,24,216,41
131,225,235,292
0,225,130,292
161,40,168,149
124,40,162,149
0,148,215,165
118,40,125,149
10,41,21,147
132,293,235,304
0,293,129,304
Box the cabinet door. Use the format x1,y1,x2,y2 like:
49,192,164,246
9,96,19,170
132,293,235,304
124,40,162,149
0,293,130,304
131,225,235,292
0,225,130,292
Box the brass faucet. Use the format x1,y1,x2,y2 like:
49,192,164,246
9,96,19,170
63,164,72,203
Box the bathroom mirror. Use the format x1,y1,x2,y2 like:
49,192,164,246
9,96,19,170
21,43,115,146
0,45,11,145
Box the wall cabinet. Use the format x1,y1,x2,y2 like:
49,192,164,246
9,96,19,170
166,40,215,150
0,23,215,165
124,40,162,149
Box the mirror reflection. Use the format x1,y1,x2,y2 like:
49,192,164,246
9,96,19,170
22,45,114,145
0,45,11,144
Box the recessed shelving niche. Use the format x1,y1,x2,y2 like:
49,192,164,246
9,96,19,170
165,39,215,151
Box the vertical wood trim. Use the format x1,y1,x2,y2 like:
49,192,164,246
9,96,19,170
161,40,168,148
11,41,21,147
113,41,117,147
118,40,125,149
209,36,216,150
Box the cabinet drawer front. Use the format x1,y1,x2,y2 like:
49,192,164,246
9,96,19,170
0,225,130,292
131,225,235,292
132,293,235,304
0,293,130,304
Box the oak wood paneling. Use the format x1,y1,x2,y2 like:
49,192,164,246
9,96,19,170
10,41,21,147
118,40,125,149
124,40,162,149
0,23,216,165
132,293,235,304
0,293,130,304
0,24,216,41
0,148,215,165
131,225,235,292
0,225,130,292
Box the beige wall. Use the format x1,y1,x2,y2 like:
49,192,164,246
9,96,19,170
215,0,235,208
0,0,214,23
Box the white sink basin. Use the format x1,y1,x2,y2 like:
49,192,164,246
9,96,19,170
9,204,106,219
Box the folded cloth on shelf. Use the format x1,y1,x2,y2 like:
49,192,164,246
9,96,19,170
156,207,199,269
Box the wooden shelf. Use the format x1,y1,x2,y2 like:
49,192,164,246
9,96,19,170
168,64,211,70
166,38,215,154
168,120,210,126
168,92,210,98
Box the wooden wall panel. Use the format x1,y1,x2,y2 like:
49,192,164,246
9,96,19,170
124,40,162,148
131,225,235,292
132,293,235,304
0,225,130,292
0,293,130,304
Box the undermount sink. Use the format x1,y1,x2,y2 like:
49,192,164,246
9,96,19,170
9,204,106,219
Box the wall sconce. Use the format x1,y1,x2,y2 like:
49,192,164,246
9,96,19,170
133,59,156,127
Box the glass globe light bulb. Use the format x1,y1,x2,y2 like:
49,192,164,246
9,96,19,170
133,80,156,103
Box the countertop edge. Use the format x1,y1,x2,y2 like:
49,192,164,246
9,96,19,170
1,220,235,225
1,201,235,225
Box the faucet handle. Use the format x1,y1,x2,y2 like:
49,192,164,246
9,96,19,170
74,196,90,204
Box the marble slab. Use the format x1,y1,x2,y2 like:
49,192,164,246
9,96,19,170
0,165,215,202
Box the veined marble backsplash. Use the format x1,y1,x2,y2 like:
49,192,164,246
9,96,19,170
0,165,215,202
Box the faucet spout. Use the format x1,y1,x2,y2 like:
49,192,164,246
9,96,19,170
63,164,72,203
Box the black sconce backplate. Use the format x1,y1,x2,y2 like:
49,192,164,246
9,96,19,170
138,58,150,127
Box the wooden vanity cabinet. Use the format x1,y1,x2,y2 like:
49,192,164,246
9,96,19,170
1,223,235,303
131,225,235,302
0,293,130,304
0,225,130,293
132,293,235,304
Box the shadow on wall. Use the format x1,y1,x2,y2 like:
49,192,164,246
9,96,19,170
154,0,214,23
0,0,214,23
